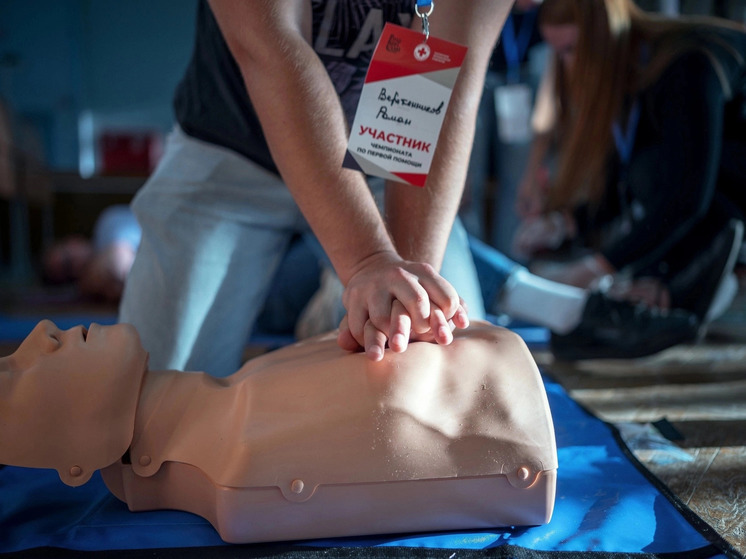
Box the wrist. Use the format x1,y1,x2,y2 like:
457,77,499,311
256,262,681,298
583,254,615,278
342,248,400,286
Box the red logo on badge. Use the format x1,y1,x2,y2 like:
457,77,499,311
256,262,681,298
413,43,431,62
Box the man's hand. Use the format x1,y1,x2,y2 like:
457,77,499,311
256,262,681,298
338,251,469,361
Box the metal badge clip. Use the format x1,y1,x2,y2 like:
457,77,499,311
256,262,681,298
415,1,434,41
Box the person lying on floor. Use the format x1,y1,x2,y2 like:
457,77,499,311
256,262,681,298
42,205,141,302
0,319,557,543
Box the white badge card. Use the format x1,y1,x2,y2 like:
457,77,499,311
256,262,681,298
343,23,467,187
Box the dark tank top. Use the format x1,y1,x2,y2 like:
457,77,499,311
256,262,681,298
174,0,415,175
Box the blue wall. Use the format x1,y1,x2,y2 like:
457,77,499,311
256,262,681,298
0,0,197,169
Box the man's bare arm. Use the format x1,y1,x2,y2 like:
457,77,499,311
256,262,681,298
208,1,391,285
376,0,513,346
208,0,475,359
385,1,511,266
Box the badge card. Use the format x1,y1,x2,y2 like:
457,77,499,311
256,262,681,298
343,23,467,187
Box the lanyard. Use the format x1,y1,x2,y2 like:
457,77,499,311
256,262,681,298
614,43,648,166
501,10,537,84
612,100,640,166
613,100,642,226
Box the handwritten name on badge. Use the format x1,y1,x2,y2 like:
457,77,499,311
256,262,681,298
343,23,467,187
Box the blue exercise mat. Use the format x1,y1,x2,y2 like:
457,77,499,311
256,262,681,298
0,375,740,559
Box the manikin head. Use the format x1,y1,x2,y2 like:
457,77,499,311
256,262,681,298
0,320,149,485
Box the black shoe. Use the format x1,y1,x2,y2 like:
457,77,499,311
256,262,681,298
668,219,744,323
550,292,699,361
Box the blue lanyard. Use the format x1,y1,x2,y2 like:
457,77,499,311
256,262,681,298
613,100,641,222
415,0,431,6
501,10,537,83
612,101,640,166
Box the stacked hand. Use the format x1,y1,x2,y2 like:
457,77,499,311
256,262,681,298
336,251,470,361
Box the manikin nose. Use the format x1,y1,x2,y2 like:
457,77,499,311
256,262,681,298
36,319,61,340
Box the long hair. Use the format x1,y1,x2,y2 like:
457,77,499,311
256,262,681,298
540,0,745,212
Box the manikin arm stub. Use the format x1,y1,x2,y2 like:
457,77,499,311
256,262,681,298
0,320,148,486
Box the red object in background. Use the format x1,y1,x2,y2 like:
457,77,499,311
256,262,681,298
99,131,161,176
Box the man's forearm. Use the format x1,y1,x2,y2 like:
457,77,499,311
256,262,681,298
210,0,396,286
384,65,481,268
386,0,512,268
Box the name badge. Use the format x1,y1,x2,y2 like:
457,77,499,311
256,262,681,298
343,23,467,187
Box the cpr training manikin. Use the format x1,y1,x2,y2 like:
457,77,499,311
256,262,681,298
0,319,557,543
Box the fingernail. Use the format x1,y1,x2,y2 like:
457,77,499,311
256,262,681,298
368,347,383,361
458,309,469,326
392,334,406,351
439,326,451,341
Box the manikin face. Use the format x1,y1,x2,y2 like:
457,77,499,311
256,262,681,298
541,23,579,71
0,319,147,378
0,320,148,487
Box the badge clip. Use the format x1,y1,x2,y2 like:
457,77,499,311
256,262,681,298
415,1,434,42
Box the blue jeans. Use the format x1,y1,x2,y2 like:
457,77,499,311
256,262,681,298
120,127,484,377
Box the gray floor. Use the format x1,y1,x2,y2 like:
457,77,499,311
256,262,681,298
534,279,746,555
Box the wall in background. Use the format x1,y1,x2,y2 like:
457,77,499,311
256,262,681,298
0,0,197,170
3,0,745,171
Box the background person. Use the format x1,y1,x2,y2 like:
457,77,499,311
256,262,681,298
511,0,746,329
42,205,140,303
